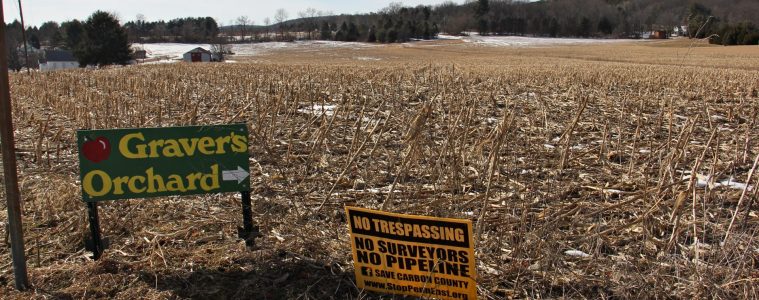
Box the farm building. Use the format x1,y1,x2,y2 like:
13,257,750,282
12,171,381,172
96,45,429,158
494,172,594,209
39,50,79,71
672,26,688,37
183,47,212,62
649,30,668,39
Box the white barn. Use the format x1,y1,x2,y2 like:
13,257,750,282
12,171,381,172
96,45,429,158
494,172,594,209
39,50,78,71
183,47,212,62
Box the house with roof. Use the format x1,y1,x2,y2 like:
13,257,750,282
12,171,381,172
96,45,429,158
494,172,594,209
39,50,79,71
183,47,213,62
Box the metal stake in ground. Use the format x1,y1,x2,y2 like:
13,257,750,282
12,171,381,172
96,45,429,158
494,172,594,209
237,191,259,247
0,0,30,291
85,202,106,260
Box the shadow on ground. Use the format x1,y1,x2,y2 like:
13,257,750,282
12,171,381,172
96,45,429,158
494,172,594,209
139,251,359,299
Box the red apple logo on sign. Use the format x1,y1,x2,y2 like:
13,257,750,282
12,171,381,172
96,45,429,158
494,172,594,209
82,137,111,163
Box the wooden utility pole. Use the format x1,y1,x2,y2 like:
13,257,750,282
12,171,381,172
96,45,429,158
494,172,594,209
0,0,31,291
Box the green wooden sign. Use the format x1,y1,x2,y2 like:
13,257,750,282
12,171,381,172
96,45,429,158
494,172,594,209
77,124,250,202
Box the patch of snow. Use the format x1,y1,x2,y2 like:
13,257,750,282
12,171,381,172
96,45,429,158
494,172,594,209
683,173,712,188
435,34,467,40
603,189,625,195
141,41,378,60
142,43,211,59
544,144,556,149
565,250,591,258
571,144,586,150
141,59,179,65
298,104,337,117
718,178,753,191
355,56,381,61
439,33,648,47
233,41,377,56
710,115,727,121
683,173,753,191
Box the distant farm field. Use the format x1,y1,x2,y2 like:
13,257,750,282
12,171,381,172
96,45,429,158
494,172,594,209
2,39,759,299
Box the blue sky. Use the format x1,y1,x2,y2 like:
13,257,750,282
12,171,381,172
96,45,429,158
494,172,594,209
3,0,458,27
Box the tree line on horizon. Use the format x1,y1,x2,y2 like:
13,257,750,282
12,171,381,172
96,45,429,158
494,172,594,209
4,0,759,69
4,11,131,70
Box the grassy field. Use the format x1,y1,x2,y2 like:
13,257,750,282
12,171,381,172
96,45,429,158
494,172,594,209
1,39,759,299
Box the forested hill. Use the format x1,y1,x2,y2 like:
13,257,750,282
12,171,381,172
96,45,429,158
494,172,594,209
5,0,758,48
276,0,758,44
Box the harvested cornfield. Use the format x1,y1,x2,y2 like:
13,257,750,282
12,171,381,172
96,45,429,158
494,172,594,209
1,42,759,299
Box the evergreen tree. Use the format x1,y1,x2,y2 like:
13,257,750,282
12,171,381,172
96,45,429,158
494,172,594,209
51,31,65,47
548,17,559,37
688,3,713,39
384,18,394,31
578,17,592,37
376,30,386,43
476,0,489,18
62,20,84,50
711,22,759,45
347,22,359,41
386,29,398,43
320,21,332,40
29,35,41,49
598,16,614,35
75,11,132,67
476,0,490,34
38,21,60,45
367,26,377,42
335,21,348,41
4,35,22,71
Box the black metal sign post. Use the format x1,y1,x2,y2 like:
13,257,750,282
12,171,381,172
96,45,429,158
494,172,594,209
85,192,256,259
85,202,107,260
237,191,259,247
86,191,256,260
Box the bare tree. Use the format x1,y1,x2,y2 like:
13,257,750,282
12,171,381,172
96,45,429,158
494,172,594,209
136,13,146,31
263,17,271,40
306,7,318,18
303,7,319,39
249,20,257,41
381,2,403,15
236,16,250,42
274,8,289,40
298,11,308,40
210,37,232,62
298,7,319,40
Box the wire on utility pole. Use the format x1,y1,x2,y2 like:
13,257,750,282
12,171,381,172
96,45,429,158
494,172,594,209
17,0,30,74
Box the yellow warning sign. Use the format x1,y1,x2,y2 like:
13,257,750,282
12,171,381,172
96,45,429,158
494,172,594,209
345,206,477,300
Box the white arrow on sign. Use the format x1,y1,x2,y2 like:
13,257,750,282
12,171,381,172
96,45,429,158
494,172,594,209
222,166,249,184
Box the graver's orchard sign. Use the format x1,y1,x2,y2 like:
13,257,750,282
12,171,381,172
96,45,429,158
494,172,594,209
77,124,250,202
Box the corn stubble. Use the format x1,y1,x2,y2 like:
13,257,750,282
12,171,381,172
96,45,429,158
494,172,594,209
0,55,758,299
